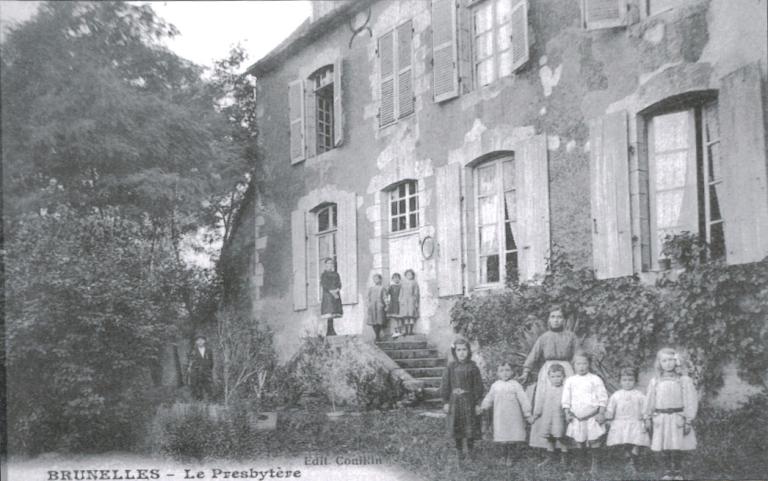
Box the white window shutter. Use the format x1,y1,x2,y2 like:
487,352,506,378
516,134,551,282
510,0,530,72
436,163,464,296
718,63,768,264
589,111,633,279
397,21,415,118
333,57,344,147
291,209,308,310
305,82,317,159
432,0,459,102
337,192,359,304
288,79,305,164
582,0,627,30
379,31,396,126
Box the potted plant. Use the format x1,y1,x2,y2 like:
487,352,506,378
661,231,709,270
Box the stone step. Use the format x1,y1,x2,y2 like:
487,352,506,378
423,386,441,398
383,348,439,359
417,376,442,388
395,357,446,368
376,340,428,350
406,367,446,378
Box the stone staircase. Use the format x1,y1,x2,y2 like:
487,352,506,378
375,334,445,408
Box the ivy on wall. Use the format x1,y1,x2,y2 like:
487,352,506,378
450,247,768,394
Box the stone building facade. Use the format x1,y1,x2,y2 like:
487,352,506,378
223,0,768,361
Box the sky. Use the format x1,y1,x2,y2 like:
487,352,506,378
0,1,312,69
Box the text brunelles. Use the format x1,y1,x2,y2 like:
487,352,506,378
46,468,302,481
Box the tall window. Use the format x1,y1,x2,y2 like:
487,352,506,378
390,181,419,233
647,99,724,267
316,204,338,299
475,157,518,285
311,66,334,153
473,0,515,87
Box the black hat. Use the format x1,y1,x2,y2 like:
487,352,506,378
194,333,207,341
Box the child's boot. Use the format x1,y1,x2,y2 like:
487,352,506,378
589,451,599,478
661,452,673,480
672,451,684,480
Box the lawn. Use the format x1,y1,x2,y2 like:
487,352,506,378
158,396,768,481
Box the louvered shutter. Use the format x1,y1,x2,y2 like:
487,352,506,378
397,20,414,118
589,111,633,279
291,209,308,310
718,63,768,264
337,192,359,304
516,135,551,282
436,163,464,296
288,79,305,164
379,31,396,126
432,0,459,102
333,57,344,146
510,0,529,72
582,0,626,30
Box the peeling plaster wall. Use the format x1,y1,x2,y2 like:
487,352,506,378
226,0,768,362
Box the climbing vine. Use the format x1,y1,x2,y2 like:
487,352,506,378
451,247,768,394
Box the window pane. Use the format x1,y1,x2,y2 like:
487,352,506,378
652,112,689,152
399,199,406,213
391,218,398,232
331,205,337,228
704,102,719,143
480,255,500,283
499,51,512,78
318,209,329,232
408,180,416,195
391,201,398,216
502,159,515,190
477,59,494,86
497,24,511,52
474,4,493,33
656,190,684,229
505,221,517,251
319,234,332,260
409,196,417,212
505,252,518,283
476,32,493,60
409,213,418,228
479,196,498,225
398,183,406,197
655,151,688,190
710,222,725,259
709,184,722,221
477,165,497,195
708,142,721,182
504,191,516,221
479,225,498,255
399,216,407,231
497,0,512,23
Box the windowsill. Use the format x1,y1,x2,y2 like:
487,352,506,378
306,147,339,166
378,112,415,131
636,0,707,24
386,228,420,240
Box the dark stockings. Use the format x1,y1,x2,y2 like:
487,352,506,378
454,438,475,460
372,325,382,341
326,318,336,336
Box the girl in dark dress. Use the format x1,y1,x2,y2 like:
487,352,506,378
320,258,342,336
441,338,485,463
386,273,402,338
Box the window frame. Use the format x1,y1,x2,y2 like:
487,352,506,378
471,0,517,88
308,65,336,156
388,180,420,234
645,98,725,269
473,156,519,287
315,203,338,301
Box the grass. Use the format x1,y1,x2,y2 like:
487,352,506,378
158,395,768,481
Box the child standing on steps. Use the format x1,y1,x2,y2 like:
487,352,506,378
643,347,698,480
606,367,650,475
480,361,533,466
441,338,484,464
531,363,570,470
386,273,402,338
562,350,608,476
366,274,387,342
399,269,420,336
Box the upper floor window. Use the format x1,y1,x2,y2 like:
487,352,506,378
311,66,335,154
475,156,519,285
647,99,725,267
581,0,627,30
378,20,414,126
472,0,529,87
389,180,419,233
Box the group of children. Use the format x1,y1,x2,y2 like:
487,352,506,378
366,270,420,341
441,306,699,480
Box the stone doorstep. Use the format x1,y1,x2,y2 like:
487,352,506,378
381,348,440,359
404,367,445,378
394,357,446,368
375,340,429,350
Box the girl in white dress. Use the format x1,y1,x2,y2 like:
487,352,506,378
606,367,650,475
480,362,533,465
562,351,608,475
643,348,698,480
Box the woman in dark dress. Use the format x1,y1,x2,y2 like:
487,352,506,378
320,258,343,336
441,338,485,462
